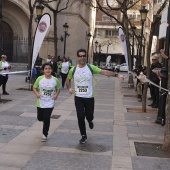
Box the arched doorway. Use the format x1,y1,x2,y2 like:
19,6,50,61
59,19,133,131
2,21,13,61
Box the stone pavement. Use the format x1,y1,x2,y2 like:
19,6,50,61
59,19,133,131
0,73,169,170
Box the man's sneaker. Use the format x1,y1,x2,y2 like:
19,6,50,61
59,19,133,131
3,92,9,95
41,134,47,142
79,135,87,144
89,121,94,129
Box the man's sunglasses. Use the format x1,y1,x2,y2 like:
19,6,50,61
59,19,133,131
78,55,86,58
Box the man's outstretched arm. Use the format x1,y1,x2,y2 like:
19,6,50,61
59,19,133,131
100,70,124,80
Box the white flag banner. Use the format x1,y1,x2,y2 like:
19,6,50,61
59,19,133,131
118,27,129,70
31,13,51,71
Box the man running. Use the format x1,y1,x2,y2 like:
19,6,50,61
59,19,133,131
66,49,124,144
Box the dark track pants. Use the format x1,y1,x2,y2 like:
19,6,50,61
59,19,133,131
0,75,8,93
37,107,53,137
75,96,94,136
60,72,67,87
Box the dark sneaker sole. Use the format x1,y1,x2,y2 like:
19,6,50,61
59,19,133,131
41,138,47,142
79,139,87,144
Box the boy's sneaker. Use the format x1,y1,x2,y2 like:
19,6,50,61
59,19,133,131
41,134,47,142
79,135,87,144
89,121,94,129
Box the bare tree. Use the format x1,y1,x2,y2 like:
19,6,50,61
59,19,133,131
28,0,38,67
43,0,70,58
163,65,170,150
92,0,142,88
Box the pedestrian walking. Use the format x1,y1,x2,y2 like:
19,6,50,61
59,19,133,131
0,55,11,95
32,65,37,82
33,63,60,142
66,49,124,144
59,57,72,89
49,56,58,77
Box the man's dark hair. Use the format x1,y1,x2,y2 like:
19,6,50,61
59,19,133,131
42,62,53,71
77,49,86,56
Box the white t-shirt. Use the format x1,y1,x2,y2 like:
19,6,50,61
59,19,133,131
61,62,70,74
68,64,101,98
33,75,60,108
1,61,10,76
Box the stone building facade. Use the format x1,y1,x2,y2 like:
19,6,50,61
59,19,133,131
1,0,93,65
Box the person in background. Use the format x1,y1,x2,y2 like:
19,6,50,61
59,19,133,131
148,55,162,108
32,65,37,82
46,55,51,63
0,55,11,95
49,56,58,77
57,56,62,62
59,57,72,89
134,65,143,98
116,64,120,73
67,56,72,65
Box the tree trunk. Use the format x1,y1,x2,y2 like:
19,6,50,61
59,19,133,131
142,22,155,112
0,0,2,57
28,12,33,68
53,11,58,58
142,83,148,112
124,16,134,88
162,60,170,150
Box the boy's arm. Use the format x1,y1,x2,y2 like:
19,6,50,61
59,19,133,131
33,87,40,98
53,89,60,100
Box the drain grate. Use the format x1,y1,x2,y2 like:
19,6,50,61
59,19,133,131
134,142,170,158
51,115,61,119
0,99,12,104
76,144,110,152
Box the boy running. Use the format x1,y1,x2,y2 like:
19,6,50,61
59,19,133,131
33,63,60,142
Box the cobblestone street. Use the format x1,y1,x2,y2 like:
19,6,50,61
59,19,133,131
0,74,169,170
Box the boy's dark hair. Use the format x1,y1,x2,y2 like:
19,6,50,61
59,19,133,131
77,49,86,56
42,62,53,71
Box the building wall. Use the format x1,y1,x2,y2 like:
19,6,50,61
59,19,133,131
2,0,92,65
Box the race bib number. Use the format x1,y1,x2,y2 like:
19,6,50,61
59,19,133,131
41,89,53,97
76,86,89,95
